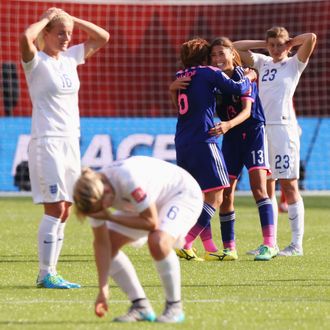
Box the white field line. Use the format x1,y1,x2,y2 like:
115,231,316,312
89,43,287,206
1,298,327,305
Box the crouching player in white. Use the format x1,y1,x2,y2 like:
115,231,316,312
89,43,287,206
73,156,203,323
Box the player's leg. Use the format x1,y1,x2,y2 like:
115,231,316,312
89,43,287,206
108,230,156,322
149,230,184,323
183,189,222,260
249,169,277,261
153,185,203,323
33,138,81,288
199,222,217,253
37,207,61,287
36,202,79,288
51,202,80,288
210,179,238,261
178,142,228,260
278,178,304,256
267,178,279,248
279,184,289,212
242,124,277,258
184,198,217,250
270,125,303,256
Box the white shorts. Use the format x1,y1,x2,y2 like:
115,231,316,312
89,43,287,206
266,125,300,180
89,184,203,248
28,137,81,204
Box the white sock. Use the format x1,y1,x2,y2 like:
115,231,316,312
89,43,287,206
38,215,60,279
54,222,66,270
288,198,305,248
109,251,146,301
154,250,181,302
271,195,278,245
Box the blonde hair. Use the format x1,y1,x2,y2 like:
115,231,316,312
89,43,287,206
266,26,290,42
36,12,73,51
73,168,104,217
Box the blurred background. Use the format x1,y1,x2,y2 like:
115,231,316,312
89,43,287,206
0,0,329,192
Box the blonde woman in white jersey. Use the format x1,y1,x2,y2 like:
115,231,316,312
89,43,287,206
73,156,203,323
19,7,109,288
234,27,316,256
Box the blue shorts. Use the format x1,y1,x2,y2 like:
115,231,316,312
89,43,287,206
176,142,229,192
222,123,270,179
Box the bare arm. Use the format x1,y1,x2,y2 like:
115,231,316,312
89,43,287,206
169,77,191,109
209,99,252,136
113,204,159,230
71,16,110,59
19,7,60,62
89,203,159,231
92,224,111,317
289,33,317,63
233,40,267,67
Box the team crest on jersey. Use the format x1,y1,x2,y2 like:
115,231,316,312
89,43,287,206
131,187,147,203
49,184,58,194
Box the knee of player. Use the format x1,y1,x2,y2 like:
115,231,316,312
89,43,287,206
148,230,172,259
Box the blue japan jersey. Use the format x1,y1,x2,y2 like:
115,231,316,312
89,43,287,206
217,67,270,177
215,66,265,132
174,65,251,148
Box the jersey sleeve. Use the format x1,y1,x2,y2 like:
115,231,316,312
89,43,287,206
234,66,255,102
241,81,257,103
88,217,106,228
292,54,308,74
123,174,152,213
213,69,252,96
21,51,40,73
251,52,269,72
64,43,85,66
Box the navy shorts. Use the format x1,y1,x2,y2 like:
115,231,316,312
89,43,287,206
176,142,229,192
222,123,270,179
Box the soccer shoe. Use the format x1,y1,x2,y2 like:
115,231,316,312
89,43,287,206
254,245,278,261
246,245,262,255
278,243,303,257
204,248,238,261
56,275,81,288
36,274,71,289
156,301,185,323
113,300,156,322
247,244,279,256
175,248,204,261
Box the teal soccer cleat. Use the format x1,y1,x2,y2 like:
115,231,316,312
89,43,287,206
113,299,156,322
254,245,278,261
157,301,185,323
36,274,81,289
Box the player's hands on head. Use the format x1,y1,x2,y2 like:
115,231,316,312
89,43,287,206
286,38,294,50
41,7,67,21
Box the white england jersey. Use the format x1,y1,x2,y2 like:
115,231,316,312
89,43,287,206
22,44,85,138
102,156,199,214
252,53,307,125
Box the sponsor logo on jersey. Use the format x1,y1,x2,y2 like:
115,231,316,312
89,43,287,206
131,187,147,203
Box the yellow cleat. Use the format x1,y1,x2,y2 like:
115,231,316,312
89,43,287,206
175,248,204,261
204,248,238,261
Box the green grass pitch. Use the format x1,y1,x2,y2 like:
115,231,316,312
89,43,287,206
0,196,329,329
